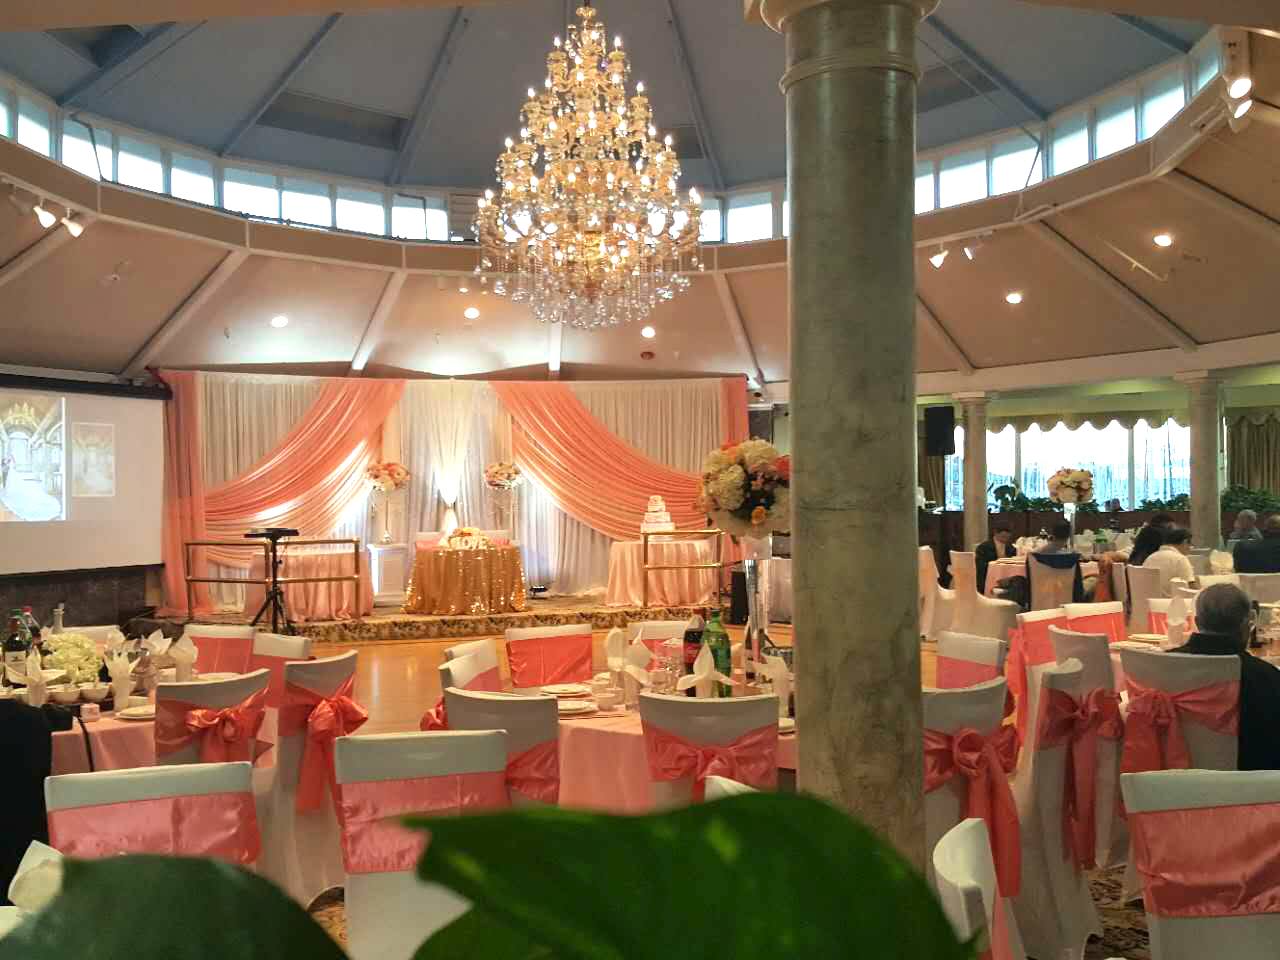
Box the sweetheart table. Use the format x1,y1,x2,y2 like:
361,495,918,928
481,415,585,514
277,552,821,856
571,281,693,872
403,545,529,616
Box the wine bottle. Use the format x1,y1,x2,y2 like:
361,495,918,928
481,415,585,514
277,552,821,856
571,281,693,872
4,610,29,680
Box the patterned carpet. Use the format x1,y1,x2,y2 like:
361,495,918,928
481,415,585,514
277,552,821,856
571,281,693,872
307,867,1149,958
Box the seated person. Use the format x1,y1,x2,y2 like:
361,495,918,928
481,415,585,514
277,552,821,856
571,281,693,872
1127,523,1167,568
1171,584,1280,770
1035,520,1074,554
1231,509,1264,543
1234,515,1280,574
1,699,72,902
1142,526,1196,596
1027,520,1084,605
974,521,1016,595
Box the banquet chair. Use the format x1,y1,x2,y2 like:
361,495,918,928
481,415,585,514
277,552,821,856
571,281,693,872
704,776,757,800
1009,660,1101,960
638,692,778,808
1063,601,1126,645
932,819,1027,960
45,762,260,865
250,632,312,708
1239,572,1280,605
154,669,271,766
1049,627,1126,868
1125,565,1163,635
1026,553,1080,611
480,528,513,545
443,688,559,805
182,623,255,675
1188,550,1212,577
1197,573,1240,590
258,651,363,907
1109,561,1127,607
414,530,443,549
948,552,1020,642
1121,770,1280,960
919,546,939,640
922,678,1011,891
334,731,509,960
504,624,594,689
441,639,501,689
1146,598,1189,637
934,632,1008,689
626,619,689,647
1010,608,1069,752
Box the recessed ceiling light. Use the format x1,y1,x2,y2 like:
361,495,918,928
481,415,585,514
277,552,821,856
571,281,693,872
269,314,289,328
1227,76,1253,101
1232,97,1253,120
1153,233,1173,248
1005,291,1023,305
640,325,656,339
464,307,480,320
458,285,469,293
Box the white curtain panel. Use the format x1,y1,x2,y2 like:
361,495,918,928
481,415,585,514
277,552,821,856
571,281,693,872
403,380,481,532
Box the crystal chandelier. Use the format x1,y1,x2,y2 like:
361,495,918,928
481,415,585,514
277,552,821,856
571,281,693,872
474,3,703,330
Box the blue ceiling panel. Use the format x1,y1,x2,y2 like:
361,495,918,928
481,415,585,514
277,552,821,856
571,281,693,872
0,32,98,102
232,123,394,184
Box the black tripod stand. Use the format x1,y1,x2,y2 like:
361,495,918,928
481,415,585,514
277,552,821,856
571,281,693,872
246,528,299,635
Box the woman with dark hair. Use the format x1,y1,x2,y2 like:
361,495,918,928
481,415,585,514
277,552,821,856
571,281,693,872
1127,524,1165,568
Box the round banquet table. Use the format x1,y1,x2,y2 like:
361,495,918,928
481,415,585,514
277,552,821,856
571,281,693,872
244,549,373,623
984,556,1100,596
605,539,717,607
403,545,528,616
51,715,155,775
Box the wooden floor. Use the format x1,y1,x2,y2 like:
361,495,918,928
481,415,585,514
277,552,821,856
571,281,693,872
313,625,938,736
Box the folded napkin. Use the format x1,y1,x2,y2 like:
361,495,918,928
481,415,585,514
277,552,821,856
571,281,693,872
624,639,652,686
105,648,134,707
8,842,63,914
1167,595,1188,648
170,633,198,682
677,645,731,699
142,629,171,659
760,654,791,719
605,627,626,674
103,628,127,655
25,649,47,707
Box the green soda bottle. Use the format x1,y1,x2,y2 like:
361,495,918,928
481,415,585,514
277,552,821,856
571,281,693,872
703,608,733,698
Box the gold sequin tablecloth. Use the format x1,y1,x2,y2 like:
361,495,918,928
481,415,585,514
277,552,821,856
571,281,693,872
403,545,529,615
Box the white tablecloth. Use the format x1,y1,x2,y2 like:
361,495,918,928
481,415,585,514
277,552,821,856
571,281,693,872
605,540,716,607
984,556,1100,596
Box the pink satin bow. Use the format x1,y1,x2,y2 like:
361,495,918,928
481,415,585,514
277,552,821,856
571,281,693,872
506,739,560,804
156,688,268,763
280,677,369,814
924,725,1021,896
1036,687,1123,870
1120,679,1239,779
419,697,447,731
643,723,779,798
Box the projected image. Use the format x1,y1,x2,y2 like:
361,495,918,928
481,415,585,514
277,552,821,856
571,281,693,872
0,391,65,522
72,422,116,498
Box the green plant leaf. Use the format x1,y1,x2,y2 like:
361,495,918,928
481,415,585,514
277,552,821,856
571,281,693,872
414,907,561,960
410,792,971,960
0,856,348,960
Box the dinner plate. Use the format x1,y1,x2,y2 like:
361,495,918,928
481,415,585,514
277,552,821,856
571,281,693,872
557,699,597,716
778,717,796,734
1126,634,1167,645
542,683,592,698
116,705,157,721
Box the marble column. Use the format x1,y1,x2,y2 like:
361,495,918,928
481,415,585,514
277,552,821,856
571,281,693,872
956,393,989,551
759,0,934,865
1179,372,1223,548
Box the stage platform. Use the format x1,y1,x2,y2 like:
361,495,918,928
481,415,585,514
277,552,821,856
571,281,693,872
136,596,707,646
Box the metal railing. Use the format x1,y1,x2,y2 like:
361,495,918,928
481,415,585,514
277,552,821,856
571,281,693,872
640,529,725,608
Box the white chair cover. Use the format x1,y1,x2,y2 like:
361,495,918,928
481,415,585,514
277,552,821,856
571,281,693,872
1125,565,1163,634
1012,608,1069,754
252,632,311,660
1110,561,1128,606
704,776,757,800
154,669,271,765
1197,573,1240,590
334,731,509,960
931,584,956,643
949,551,1020,642
257,651,359,907
440,650,499,691
919,546,939,640
626,620,689,646
932,818,1028,960
1027,553,1078,611
443,638,494,663
443,687,558,805
1239,573,1280,604
1010,660,1101,960
1121,769,1280,960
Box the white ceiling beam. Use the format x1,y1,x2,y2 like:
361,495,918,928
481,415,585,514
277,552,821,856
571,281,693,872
547,321,563,379
390,8,468,185
925,17,1048,122
713,273,767,388
1162,170,1280,246
915,295,974,375
220,13,342,156
661,0,725,192
350,270,406,374
0,214,97,290
121,248,248,378
58,22,203,109
1028,220,1198,352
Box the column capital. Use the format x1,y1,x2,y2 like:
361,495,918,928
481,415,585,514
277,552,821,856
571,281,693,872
1173,369,1223,386
752,0,939,35
951,391,990,409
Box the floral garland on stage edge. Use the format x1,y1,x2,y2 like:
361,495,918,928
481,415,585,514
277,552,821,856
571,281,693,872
697,439,791,538
1047,467,1095,504
484,461,523,490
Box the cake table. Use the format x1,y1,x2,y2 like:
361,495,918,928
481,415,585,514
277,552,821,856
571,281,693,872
605,539,716,607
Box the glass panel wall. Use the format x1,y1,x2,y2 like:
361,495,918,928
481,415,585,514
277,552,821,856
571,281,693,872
698,196,723,242
1050,112,1089,175
938,148,986,208
336,186,385,235
282,177,332,227
170,153,214,205
1140,69,1186,140
61,119,103,180
915,160,935,213
17,96,50,156
1133,418,1192,505
990,134,1042,195
223,167,279,219
726,191,772,242
1095,94,1137,158
117,136,164,192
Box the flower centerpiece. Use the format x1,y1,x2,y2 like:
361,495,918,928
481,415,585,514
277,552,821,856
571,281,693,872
42,631,102,684
366,461,410,543
484,461,523,491
696,439,791,539
444,527,491,550
1046,468,1094,505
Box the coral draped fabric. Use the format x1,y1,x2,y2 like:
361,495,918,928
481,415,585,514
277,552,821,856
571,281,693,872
160,370,212,615
155,689,268,764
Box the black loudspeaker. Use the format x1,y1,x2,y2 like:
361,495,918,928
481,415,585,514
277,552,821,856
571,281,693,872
923,405,956,456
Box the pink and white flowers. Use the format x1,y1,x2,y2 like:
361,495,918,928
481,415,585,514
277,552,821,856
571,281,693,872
697,439,791,538
1047,468,1094,504
366,461,410,493
484,461,523,491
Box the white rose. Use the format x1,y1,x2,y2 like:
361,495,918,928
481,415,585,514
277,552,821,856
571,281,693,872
737,439,779,473
709,466,746,511
702,450,735,475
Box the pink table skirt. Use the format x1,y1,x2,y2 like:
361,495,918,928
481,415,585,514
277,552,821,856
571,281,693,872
558,713,653,813
52,717,155,775
984,557,1100,596
605,540,716,607
245,549,373,622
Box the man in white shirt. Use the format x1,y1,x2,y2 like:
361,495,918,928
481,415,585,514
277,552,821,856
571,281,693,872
1142,526,1196,596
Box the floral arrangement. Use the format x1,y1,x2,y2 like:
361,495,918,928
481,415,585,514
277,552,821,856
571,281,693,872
444,526,491,550
484,461,523,491
696,438,791,538
42,631,102,684
1047,467,1095,504
366,461,410,493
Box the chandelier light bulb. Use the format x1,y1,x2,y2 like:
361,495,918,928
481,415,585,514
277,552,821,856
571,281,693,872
504,137,513,148
636,81,644,93
614,36,622,48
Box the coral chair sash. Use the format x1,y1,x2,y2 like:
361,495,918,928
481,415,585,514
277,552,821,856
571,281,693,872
1120,679,1239,777
1007,617,1067,745
507,634,593,687
643,723,778,797
418,665,503,731
249,652,306,709
279,677,369,813
980,895,1016,960
1130,802,1280,918
1036,687,1124,870
156,689,268,764
924,725,1021,896
936,656,1001,689
506,739,560,804
1065,612,1125,645
48,791,260,864
190,633,254,675
336,771,509,875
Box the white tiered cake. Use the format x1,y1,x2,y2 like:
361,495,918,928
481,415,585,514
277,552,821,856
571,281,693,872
641,495,675,534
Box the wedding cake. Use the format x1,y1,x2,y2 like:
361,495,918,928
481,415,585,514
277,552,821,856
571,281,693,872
641,495,675,534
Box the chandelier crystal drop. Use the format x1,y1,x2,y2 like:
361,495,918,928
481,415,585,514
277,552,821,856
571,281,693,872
474,4,703,330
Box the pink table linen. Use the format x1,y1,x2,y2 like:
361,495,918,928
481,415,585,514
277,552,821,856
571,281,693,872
605,540,716,607
51,717,156,775
244,549,373,622
984,557,1099,596
558,713,653,813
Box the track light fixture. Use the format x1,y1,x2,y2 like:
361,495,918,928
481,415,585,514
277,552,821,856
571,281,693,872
32,200,56,229
60,207,84,238
1221,28,1253,101
963,237,984,261
929,246,949,269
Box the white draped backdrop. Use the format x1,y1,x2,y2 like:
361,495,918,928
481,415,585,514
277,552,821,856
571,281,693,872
197,373,725,606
